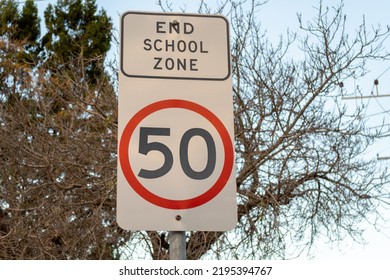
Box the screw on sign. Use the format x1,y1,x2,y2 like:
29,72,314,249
119,99,234,210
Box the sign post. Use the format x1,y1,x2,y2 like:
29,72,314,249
117,12,236,258
169,231,186,260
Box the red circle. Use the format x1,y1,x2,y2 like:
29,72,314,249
119,99,234,209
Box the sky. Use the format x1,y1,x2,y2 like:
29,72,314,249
32,0,390,260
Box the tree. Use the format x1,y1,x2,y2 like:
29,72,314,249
1,0,389,260
14,0,40,48
0,0,40,114
0,56,121,259
42,0,111,83
0,0,120,259
226,0,390,258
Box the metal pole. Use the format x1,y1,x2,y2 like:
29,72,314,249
169,231,186,260
377,156,390,160
341,94,390,100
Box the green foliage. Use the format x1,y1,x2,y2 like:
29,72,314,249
0,0,18,37
42,0,112,81
0,1,40,104
0,0,40,46
16,0,41,46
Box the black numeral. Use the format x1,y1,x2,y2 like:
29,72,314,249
138,127,216,180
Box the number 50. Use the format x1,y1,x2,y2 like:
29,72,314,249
138,127,216,180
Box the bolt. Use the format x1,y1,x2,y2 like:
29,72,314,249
175,215,182,221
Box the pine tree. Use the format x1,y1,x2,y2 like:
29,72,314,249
16,0,40,49
0,0,19,39
42,0,112,82
0,0,40,103
1,0,118,259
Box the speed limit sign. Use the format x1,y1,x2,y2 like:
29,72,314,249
117,12,236,231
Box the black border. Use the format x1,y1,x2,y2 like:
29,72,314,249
120,11,231,81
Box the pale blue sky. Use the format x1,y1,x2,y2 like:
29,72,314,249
33,0,390,260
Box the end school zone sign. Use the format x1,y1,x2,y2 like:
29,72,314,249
120,12,231,80
117,11,236,231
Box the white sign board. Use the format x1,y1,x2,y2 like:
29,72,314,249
117,12,236,231
121,12,230,80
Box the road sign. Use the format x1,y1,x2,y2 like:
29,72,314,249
117,11,236,231
121,12,230,80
